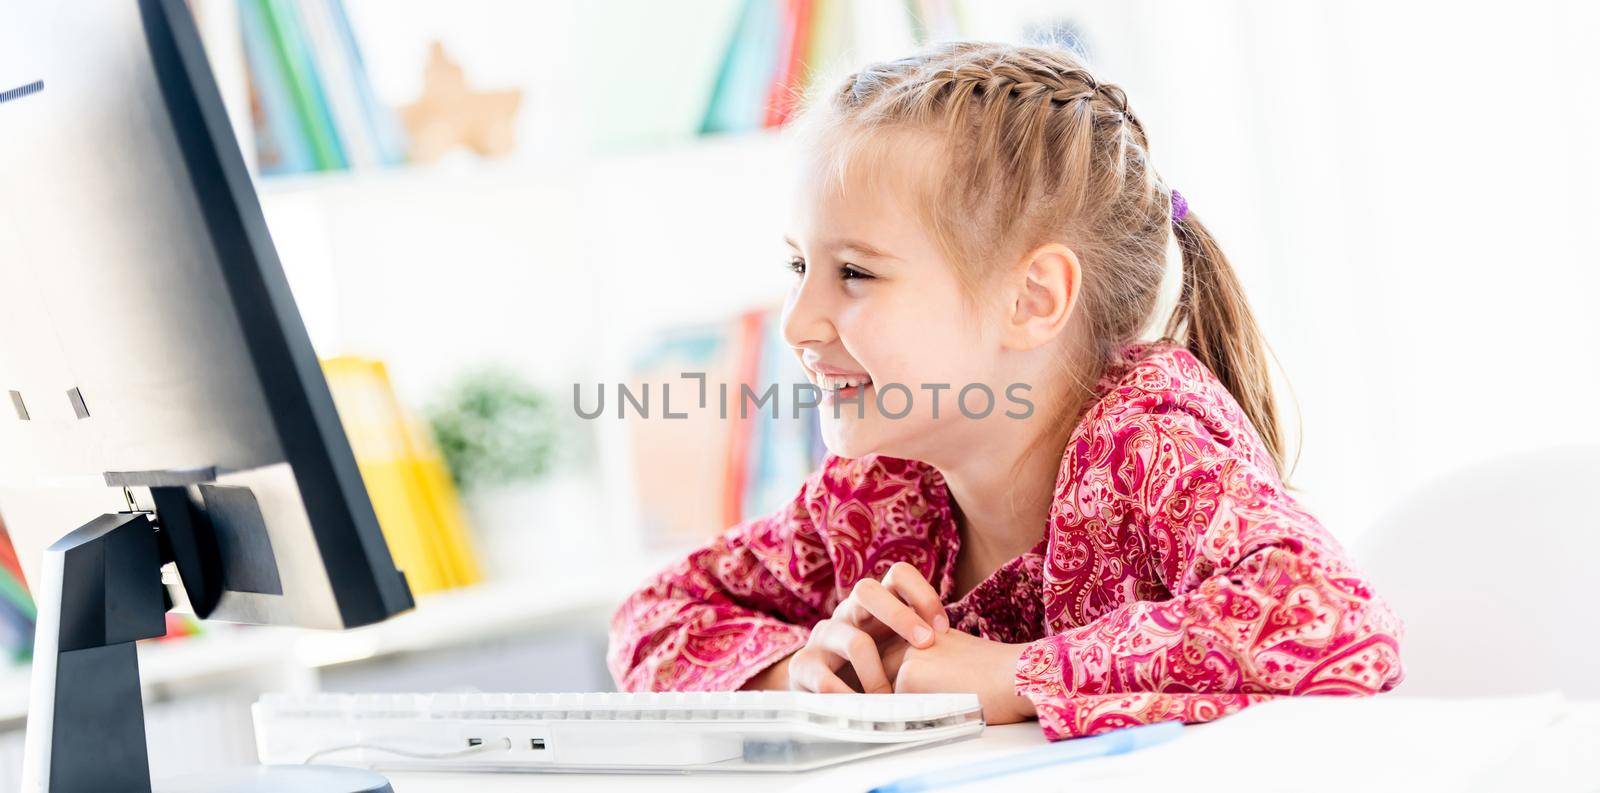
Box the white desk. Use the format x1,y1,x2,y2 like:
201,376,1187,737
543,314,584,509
381,694,1600,793
384,722,1048,793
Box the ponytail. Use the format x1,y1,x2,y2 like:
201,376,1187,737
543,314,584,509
1163,212,1291,478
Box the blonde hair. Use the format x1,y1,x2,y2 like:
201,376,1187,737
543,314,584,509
794,41,1288,476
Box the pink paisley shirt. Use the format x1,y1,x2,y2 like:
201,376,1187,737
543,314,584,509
608,341,1404,740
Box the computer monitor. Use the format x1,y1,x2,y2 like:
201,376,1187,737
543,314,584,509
0,1,414,791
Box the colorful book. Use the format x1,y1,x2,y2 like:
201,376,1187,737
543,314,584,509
701,0,786,134
800,0,854,96
238,0,405,173
238,0,315,174
741,307,824,519
325,0,409,164
721,309,766,526
764,0,815,128
0,516,35,661
258,0,348,170
295,0,378,168
626,323,740,544
627,305,827,543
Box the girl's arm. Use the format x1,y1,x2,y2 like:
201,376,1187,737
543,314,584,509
607,480,832,692
1013,412,1405,740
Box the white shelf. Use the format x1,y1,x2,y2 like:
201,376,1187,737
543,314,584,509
252,128,789,198
288,551,676,668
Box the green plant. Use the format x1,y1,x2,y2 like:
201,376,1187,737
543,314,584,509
426,368,560,492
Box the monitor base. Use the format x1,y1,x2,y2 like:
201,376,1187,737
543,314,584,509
18,512,401,793
156,765,393,793
21,512,169,792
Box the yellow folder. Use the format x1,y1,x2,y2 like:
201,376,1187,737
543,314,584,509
322,357,482,594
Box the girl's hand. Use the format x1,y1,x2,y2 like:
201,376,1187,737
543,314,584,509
788,562,950,693
894,628,1038,725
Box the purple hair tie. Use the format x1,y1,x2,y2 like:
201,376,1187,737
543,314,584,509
1170,189,1188,224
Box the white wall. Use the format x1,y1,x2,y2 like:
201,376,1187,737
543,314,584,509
1064,0,1600,539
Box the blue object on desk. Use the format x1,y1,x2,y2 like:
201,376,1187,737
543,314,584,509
869,720,1183,793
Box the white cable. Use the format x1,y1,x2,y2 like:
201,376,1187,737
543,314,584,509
304,736,512,765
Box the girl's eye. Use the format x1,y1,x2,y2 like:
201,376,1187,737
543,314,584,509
786,258,872,281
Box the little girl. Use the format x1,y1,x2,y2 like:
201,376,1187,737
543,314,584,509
608,41,1402,740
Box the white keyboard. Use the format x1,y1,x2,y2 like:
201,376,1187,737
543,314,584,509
254,691,985,773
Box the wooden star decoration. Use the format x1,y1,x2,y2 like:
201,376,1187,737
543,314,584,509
399,42,523,164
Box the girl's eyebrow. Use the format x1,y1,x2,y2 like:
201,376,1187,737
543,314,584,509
783,236,902,261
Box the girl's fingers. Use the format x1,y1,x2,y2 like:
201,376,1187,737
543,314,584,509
843,578,936,648
881,639,910,681
787,645,854,693
822,619,894,694
810,618,892,693
882,562,950,633
814,674,854,694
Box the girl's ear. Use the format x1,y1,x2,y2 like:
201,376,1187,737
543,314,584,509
1002,243,1081,351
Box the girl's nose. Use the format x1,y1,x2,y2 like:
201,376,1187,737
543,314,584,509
781,273,836,351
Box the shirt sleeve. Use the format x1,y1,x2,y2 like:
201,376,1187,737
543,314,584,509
1014,411,1405,740
607,476,834,692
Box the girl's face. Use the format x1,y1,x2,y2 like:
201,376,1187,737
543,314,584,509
782,134,1019,463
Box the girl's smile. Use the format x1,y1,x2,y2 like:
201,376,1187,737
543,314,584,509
803,358,875,406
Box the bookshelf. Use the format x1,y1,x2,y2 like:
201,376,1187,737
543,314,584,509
199,0,1049,182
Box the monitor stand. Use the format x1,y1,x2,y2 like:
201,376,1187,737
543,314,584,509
20,511,393,793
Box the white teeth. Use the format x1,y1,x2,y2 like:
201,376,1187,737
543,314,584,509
818,373,872,391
